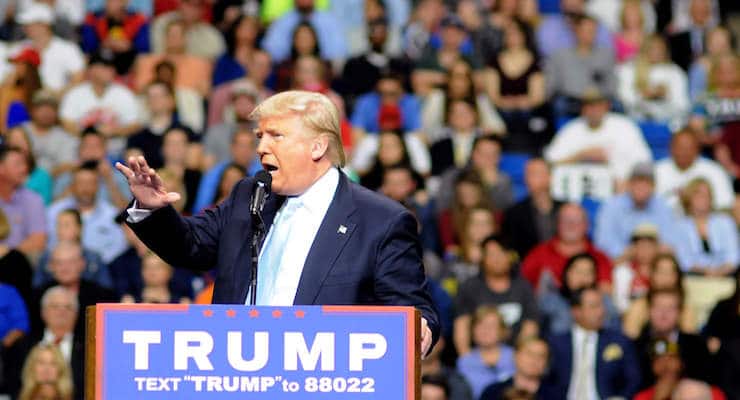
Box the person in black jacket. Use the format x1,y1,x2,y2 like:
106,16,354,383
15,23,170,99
634,288,714,389
501,158,562,259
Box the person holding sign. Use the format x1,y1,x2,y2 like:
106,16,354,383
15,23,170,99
115,90,438,356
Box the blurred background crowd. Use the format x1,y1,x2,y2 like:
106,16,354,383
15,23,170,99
1,0,740,399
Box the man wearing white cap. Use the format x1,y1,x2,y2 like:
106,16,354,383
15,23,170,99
11,2,85,93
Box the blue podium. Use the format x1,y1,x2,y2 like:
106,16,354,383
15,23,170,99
85,304,420,399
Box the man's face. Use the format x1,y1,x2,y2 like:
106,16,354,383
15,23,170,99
230,131,257,167
79,135,106,161
471,140,501,170
581,100,609,127
41,290,77,333
0,151,29,188
162,130,189,164
88,63,115,86
557,205,587,243
256,114,324,196
524,159,550,194
690,0,711,26
649,293,681,335
105,0,127,15
628,178,654,206
233,94,256,121
516,340,549,379
573,289,605,331
441,25,465,49
420,384,447,400
482,241,511,277
22,22,49,41
50,246,85,286
180,0,203,23
575,18,597,47
377,79,403,105
671,133,699,170
368,22,388,48
382,169,415,202
72,169,99,205
31,103,57,127
634,237,659,264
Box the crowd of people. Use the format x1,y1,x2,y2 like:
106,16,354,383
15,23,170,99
1,0,740,399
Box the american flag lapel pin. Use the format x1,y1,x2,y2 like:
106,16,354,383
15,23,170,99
338,225,347,234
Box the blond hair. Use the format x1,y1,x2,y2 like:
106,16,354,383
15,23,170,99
471,304,510,344
680,177,714,213
249,90,346,167
19,344,74,400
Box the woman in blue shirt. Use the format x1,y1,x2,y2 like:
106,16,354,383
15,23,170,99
677,178,739,276
456,305,515,400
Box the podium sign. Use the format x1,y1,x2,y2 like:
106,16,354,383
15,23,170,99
87,304,419,399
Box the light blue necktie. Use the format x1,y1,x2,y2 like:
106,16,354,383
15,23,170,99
256,199,301,304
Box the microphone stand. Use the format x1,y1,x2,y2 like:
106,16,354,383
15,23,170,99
248,211,267,306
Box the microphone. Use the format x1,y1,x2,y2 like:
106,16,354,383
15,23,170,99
250,170,272,217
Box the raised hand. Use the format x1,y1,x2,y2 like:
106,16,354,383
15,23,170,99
115,156,181,210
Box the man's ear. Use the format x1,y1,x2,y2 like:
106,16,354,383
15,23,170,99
310,135,330,161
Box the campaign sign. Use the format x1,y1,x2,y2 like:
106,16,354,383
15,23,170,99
91,304,419,399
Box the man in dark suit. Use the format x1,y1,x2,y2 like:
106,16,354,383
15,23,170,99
501,158,563,259
33,286,85,400
668,0,716,71
115,90,439,355
543,286,641,400
634,288,715,388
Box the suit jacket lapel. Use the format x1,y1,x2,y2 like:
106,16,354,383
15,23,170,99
235,190,286,303
293,171,357,304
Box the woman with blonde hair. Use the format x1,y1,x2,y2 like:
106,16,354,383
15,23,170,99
614,0,648,63
617,34,689,126
18,344,73,400
676,178,739,276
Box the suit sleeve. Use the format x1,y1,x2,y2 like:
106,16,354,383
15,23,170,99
127,179,245,271
620,336,642,398
373,210,440,350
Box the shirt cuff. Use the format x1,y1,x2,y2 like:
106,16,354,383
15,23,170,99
126,201,153,223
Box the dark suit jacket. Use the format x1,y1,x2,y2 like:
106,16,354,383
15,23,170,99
543,328,641,400
669,31,697,72
501,197,563,259
635,328,714,388
128,170,440,345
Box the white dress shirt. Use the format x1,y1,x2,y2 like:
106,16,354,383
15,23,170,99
256,167,339,305
567,325,599,400
42,329,73,363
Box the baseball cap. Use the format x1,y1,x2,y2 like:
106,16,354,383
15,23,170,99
630,223,659,242
630,161,655,181
17,3,54,25
580,86,608,104
9,47,41,67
